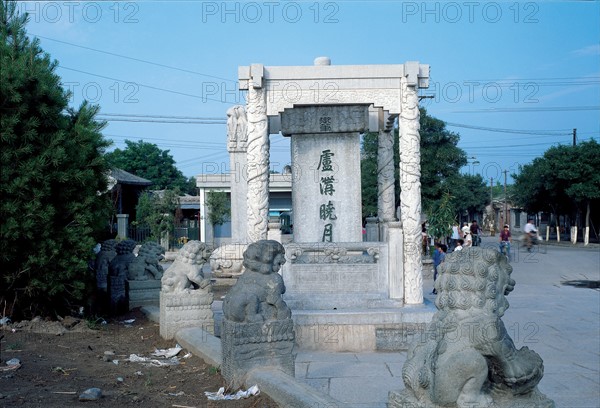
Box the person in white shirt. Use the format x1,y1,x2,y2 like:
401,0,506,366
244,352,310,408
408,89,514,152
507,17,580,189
524,219,537,252
450,223,460,251
464,232,473,248
454,239,464,252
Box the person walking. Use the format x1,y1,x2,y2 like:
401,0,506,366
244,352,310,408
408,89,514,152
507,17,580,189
450,223,460,251
431,243,447,294
470,220,481,246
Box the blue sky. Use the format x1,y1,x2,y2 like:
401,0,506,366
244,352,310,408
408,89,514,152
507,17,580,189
20,1,600,183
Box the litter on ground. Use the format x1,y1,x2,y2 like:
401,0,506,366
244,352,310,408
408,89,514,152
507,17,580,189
205,385,260,400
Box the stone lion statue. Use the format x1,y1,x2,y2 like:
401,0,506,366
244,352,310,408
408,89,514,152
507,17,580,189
128,241,165,281
94,239,117,292
223,240,291,323
400,247,552,408
108,239,137,280
161,240,211,293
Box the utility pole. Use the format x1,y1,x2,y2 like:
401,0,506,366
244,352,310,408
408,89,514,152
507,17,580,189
503,170,509,227
573,128,577,146
490,177,495,235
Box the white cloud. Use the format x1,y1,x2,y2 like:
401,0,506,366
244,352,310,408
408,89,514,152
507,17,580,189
572,44,600,57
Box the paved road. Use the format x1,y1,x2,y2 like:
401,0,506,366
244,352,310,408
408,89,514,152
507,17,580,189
295,236,600,407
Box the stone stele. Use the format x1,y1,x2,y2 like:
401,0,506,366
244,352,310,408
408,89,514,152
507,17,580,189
221,240,295,389
159,240,214,340
389,247,555,408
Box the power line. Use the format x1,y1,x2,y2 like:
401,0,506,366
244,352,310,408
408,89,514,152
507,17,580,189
460,141,562,149
452,106,600,113
58,65,235,104
100,118,226,124
31,33,235,83
101,113,226,120
446,122,571,136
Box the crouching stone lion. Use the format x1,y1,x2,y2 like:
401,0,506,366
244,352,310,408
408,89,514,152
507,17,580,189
393,247,554,408
161,240,212,293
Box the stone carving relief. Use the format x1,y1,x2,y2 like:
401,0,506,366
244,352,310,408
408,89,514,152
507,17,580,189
226,105,247,151
266,87,402,117
285,243,380,264
209,244,246,278
393,248,554,408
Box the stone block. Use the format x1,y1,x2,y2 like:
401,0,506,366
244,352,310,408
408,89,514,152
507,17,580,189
159,291,214,340
221,318,295,389
280,105,369,135
375,324,427,351
127,279,160,309
290,132,362,243
388,388,555,408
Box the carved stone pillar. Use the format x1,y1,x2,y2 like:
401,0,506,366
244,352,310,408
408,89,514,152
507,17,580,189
399,77,423,305
387,221,404,301
116,213,129,239
378,129,396,223
227,105,248,243
245,72,269,243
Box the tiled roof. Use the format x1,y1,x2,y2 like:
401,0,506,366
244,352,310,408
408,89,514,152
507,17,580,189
109,168,152,186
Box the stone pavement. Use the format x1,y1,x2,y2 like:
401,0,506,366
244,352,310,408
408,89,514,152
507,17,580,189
293,236,600,407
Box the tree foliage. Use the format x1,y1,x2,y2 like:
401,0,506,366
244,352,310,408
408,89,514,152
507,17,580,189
1,1,112,318
419,110,467,207
360,132,379,218
205,191,231,226
361,108,471,220
426,192,455,241
135,190,180,241
513,140,600,227
106,140,195,193
449,173,490,221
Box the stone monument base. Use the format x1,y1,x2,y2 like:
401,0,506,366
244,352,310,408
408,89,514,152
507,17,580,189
221,318,295,389
159,291,214,340
389,387,555,408
108,276,127,316
127,279,160,309
292,302,435,352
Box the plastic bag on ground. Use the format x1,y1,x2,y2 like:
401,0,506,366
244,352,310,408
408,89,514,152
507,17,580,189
205,385,260,400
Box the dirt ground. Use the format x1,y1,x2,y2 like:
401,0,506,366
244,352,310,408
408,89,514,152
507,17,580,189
0,308,278,408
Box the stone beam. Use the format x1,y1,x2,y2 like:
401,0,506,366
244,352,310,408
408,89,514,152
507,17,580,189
239,60,430,133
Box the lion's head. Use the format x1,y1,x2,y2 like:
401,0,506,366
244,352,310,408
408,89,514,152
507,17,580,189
100,239,118,252
177,240,212,265
435,247,515,316
242,240,286,274
137,242,165,264
115,239,137,255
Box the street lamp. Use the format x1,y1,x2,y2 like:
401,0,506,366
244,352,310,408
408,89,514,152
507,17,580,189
466,156,480,174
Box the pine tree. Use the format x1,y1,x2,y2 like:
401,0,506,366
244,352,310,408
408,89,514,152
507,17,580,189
1,0,112,318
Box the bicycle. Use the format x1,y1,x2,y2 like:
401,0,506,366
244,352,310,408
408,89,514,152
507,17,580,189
523,232,547,254
499,241,511,260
